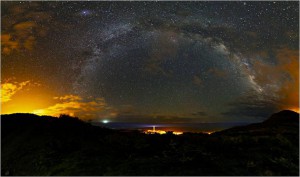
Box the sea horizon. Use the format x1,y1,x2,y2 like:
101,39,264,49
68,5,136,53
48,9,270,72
92,121,255,133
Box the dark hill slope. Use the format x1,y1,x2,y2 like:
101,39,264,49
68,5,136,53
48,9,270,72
1,114,116,176
217,110,299,136
1,112,299,176
263,110,299,125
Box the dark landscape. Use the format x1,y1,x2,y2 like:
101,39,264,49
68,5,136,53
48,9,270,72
2,110,299,176
1,1,299,176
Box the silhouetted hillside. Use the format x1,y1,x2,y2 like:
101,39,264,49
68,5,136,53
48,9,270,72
1,112,299,176
217,110,299,136
263,110,299,125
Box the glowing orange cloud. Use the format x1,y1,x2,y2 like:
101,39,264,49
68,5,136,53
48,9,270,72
1,81,30,103
53,95,82,101
32,95,114,120
1,80,114,120
1,80,50,115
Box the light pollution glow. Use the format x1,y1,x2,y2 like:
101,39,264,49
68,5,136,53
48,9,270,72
1,77,298,120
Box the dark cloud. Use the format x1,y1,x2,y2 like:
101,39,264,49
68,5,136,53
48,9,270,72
1,2,71,55
113,113,199,124
207,68,228,78
191,111,207,117
193,75,202,87
1,6,51,55
221,91,280,121
144,31,179,77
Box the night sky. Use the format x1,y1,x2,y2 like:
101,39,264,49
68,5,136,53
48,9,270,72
1,1,299,124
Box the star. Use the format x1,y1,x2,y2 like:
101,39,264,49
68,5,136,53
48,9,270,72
80,10,92,16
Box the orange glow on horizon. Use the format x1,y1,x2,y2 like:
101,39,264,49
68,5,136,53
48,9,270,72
1,79,58,115
0,80,109,120
276,49,299,112
289,107,300,113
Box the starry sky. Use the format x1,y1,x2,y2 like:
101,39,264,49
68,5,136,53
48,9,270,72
1,1,299,123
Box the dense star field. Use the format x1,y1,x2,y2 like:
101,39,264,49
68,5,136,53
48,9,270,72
1,1,299,124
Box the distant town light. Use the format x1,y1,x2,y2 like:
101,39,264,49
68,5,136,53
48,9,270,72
144,127,183,135
173,132,183,135
102,120,109,124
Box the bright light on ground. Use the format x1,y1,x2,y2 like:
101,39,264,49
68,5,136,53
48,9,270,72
102,120,109,124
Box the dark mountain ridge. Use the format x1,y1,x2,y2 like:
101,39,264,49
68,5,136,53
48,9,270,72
217,110,299,136
263,110,299,124
1,111,299,176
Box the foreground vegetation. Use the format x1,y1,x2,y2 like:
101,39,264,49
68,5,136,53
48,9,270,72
2,111,299,176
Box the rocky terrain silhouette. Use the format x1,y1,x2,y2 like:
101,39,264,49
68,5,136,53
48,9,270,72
1,111,299,176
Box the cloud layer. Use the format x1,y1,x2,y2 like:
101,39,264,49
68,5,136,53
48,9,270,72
33,95,114,120
1,81,30,103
